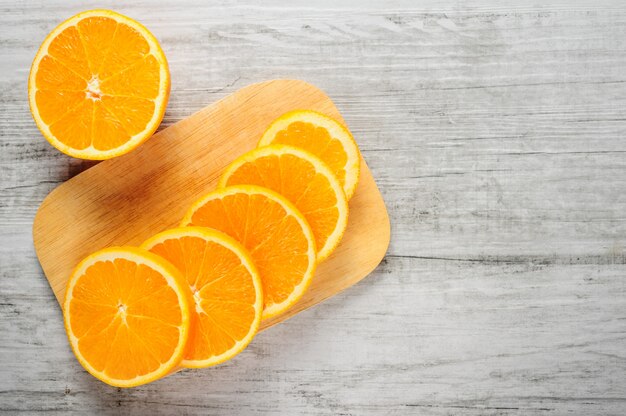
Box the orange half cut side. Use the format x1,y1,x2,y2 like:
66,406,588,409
28,9,170,159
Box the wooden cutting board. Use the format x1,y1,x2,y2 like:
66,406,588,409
33,79,390,330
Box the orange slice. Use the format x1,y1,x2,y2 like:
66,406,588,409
63,247,191,388
219,145,348,261
181,185,316,319
141,227,263,368
258,110,361,199
28,9,170,160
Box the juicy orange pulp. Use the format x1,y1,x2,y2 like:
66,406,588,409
63,247,190,387
142,227,263,368
219,145,348,261
258,110,361,199
29,10,170,159
181,185,317,319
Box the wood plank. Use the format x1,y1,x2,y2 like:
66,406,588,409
2,1,626,414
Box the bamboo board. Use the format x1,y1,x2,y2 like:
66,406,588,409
32,79,390,330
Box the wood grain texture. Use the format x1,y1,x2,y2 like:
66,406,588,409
2,0,626,415
32,79,390,330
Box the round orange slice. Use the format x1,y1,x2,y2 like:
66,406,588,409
141,227,263,368
181,185,316,319
63,247,191,388
258,110,361,199
28,9,170,160
218,144,349,261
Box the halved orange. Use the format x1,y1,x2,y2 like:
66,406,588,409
218,144,348,261
258,110,361,199
28,9,170,160
181,185,316,319
63,247,191,388
141,227,263,368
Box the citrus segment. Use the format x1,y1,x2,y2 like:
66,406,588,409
46,25,91,80
75,15,118,74
181,185,316,319
49,100,94,150
28,9,170,159
35,55,87,91
219,145,348,261
141,227,263,368
258,110,361,199
35,90,86,125
98,21,150,79
100,55,161,99
63,247,191,388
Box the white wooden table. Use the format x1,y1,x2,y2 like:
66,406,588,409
1,1,625,414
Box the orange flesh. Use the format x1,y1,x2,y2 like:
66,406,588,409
68,258,184,380
186,193,311,309
147,235,258,362
273,121,349,189
34,16,161,151
223,153,340,254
